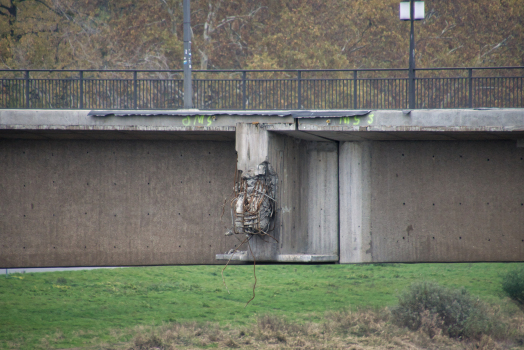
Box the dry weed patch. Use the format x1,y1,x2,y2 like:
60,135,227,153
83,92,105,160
122,309,524,350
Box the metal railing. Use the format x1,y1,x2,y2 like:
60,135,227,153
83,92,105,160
1,67,522,110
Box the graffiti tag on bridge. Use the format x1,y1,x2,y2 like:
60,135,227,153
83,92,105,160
338,113,374,125
182,115,217,127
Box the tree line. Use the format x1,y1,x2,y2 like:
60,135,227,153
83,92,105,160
1,0,523,71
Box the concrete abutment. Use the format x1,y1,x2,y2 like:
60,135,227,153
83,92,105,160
1,109,523,267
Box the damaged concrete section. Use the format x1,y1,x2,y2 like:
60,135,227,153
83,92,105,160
218,123,339,263
231,161,278,236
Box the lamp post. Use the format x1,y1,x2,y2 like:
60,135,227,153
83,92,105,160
400,0,424,109
183,0,193,109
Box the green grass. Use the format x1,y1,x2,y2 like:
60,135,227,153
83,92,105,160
0,262,522,349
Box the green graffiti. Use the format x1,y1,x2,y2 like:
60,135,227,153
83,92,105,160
339,115,370,125
182,115,216,126
193,115,204,125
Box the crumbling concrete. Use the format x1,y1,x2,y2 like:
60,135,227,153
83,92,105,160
219,123,340,262
231,161,278,236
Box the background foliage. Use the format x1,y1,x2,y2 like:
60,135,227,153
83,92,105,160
1,0,523,70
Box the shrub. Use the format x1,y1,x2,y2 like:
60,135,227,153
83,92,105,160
502,266,524,307
392,282,501,340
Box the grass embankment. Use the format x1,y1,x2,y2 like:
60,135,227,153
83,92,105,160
0,263,523,349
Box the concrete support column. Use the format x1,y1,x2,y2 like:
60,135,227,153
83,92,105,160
305,142,339,256
234,123,277,260
235,123,269,170
219,124,340,262
339,142,372,263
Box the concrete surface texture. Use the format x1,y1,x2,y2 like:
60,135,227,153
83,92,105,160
339,142,372,263
1,108,524,266
265,133,340,260
0,139,236,267
297,109,524,141
367,140,524,262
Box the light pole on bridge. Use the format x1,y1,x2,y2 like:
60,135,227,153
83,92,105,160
400,0,424,109
183,0,193,109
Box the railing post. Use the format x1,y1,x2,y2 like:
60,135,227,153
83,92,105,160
242,71,247,110
468,68,473,108
79,71,84,109
297,70,302,109
408,0,416,109
133,71,138,109
409,68,415,109
353,70,358,109
25,70,30,109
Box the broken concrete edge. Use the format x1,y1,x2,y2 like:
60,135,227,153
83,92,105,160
86,109,371,118
88,109,293,117
215,253,339,263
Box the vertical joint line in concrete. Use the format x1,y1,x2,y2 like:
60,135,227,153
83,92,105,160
337,141,341,262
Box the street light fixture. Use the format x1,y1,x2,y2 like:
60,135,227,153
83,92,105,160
400,0,424,108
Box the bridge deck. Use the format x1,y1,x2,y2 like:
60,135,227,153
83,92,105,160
1,108,523,141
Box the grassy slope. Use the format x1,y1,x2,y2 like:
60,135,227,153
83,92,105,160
0,263,522,349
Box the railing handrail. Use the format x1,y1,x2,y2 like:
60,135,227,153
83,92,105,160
1,67,523,110
1,66,523,73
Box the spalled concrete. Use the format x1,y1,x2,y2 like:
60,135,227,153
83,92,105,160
219,125,339,262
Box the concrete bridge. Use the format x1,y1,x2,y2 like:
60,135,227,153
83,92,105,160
1,108,523,267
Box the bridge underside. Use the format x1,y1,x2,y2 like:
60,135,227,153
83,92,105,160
1,109,523,267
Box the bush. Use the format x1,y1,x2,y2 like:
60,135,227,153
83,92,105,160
392,282,501,340
502,266,524,307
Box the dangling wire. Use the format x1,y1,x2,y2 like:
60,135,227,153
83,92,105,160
244,238,257,308
221,235,249,295
221,163,277,306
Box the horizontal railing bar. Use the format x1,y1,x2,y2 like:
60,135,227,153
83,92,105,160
415,66,524,71
1,66,523,73
419,76,523,79
194,78,407,82
2,78,416,81
0,69,183,73
13,77,521,81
